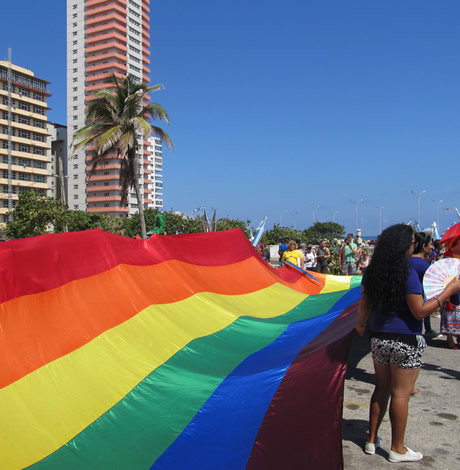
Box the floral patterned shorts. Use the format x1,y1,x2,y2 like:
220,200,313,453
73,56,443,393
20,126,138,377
371,337,425,370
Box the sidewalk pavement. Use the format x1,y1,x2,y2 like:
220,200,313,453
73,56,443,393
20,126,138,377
343,317,459,469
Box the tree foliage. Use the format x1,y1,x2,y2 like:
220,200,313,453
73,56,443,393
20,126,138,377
301,222,345,243
5,191,66,239
262,224,303,245
215,218,250,237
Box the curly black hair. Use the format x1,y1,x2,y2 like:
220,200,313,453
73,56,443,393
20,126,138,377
413,232,432,255
362,224,414,313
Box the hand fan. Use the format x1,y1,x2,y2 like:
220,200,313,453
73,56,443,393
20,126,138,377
423,258,460,300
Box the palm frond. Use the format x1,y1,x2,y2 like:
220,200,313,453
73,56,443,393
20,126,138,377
144,103,170,124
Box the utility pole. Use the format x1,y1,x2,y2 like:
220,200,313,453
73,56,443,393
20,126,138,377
58,156,66,207
7,48,13,221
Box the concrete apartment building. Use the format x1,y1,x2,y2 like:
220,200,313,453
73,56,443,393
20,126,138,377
48,123,68,206
0,60,51,228
66,0,164,217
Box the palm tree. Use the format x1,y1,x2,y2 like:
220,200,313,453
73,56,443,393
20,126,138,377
73,74,173,239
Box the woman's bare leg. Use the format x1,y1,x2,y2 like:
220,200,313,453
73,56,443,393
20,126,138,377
368,363,391,443
389,365,420,454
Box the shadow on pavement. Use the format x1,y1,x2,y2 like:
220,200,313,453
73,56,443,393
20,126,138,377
422,362,460,380
346,331,374,386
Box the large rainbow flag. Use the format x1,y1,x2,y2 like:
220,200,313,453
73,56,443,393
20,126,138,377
0,229,361,469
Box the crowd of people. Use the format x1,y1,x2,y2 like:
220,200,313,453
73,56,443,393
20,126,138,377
267,234,371,275
257,230,460,352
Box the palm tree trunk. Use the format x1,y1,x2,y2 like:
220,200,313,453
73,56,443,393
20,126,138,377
132,158,147,239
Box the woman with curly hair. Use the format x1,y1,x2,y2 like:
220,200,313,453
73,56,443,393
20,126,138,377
355,224,460,463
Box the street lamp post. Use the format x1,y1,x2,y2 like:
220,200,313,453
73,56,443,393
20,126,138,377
312,204,320,224
410,190,426,226
432,199,443,229
332,210,339,222
376,206,384,235
351,199,364,234
291,210,299,229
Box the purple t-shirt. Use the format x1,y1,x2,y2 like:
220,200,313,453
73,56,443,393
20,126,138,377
369,267,423,335
408,256,430,282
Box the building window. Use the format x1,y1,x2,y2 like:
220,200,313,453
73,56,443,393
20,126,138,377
73,49,77,54
129,36,141,45
18,129,31,139
33,160,45,168
73,78,78,82
74,184,78,189
73,13,77,18
73,125,78,130
73,116,78,120
33,133,45,142
73,96,78,101
73,31,77,36
73,59,78,64
18,116,30,125
73,174,78,179
73,68,78,73
129,18,141,27
73,106,78,110
73,164,78,169
73,40,77,45
72,23,77,27
18,144,30,153
74,205,79,209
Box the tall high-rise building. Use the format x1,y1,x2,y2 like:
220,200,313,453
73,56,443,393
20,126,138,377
66,0,163,217
0,60,51,228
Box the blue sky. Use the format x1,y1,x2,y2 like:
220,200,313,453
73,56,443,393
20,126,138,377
2,0,459,235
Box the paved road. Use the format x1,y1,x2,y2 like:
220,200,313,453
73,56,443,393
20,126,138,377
343,317,460,469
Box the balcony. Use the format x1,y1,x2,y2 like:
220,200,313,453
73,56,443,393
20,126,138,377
86,174,119,182
86,61,127,74
86,12,126,28
87,185,122,192
86,77,123,93
86,0,126,7
86,163,122,172
86,70,126,84
85,3,126,18
86,22,127,37
86,31,128,46
87,206,129,213
86,41,127,54
86,51,127,64
87,196,122,203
